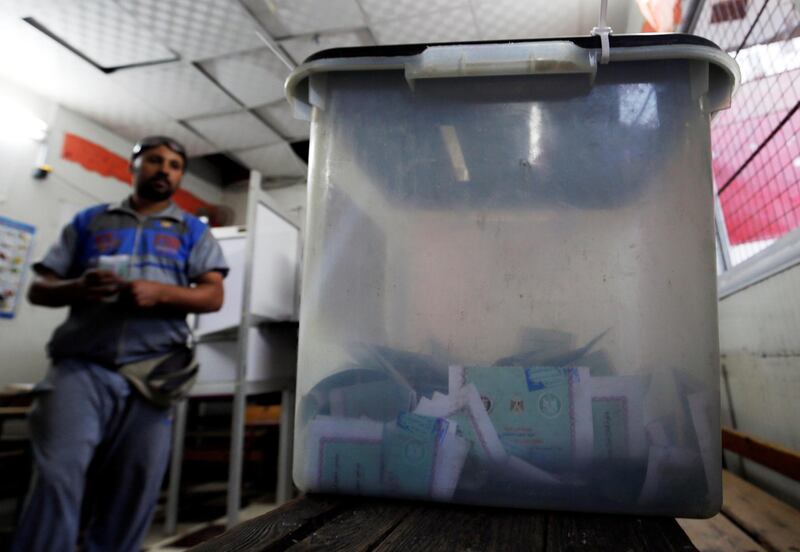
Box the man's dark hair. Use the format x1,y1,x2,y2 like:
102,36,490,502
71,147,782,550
131,136,188,170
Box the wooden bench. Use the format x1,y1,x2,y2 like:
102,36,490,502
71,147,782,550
188,495,699,551
678,428,800,552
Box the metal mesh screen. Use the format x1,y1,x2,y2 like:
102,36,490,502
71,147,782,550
693,0,800,266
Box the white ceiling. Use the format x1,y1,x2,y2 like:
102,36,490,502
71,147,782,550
110,63,241,118
234,142,308,179
200,48,289,107
0,0,636,183
188,110,281,150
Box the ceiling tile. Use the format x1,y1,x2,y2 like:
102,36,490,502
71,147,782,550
370,8,480,44
471,0,584,40
24,0,174,68
117,0,264,60
201,48,289,107
110,63,239,119
268,0,366,35
233,142,307,178
164,127,220,157
5,0,43,17
239,0,291,38
253,101,309,140
279,29,374,64
0,13,191,147
65,96,221,155
0,3,234,160
358,0,468,23
188,111,281,150
114,121,220,157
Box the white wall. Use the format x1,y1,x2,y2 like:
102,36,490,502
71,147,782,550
183,171,224,206
0,79,222,386
0,79,62,386
625,0,646,32
221,180,250,226
718,264,800,509
221,181,307,232
265,183,307,233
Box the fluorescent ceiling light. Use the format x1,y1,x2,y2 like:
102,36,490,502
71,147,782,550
440,125,469,182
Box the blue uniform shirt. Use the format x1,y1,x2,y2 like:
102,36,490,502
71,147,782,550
34,197,229,365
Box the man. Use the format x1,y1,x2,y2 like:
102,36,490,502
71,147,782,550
12,136,228,552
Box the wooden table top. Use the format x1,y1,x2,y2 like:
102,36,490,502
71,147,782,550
189,495,698,551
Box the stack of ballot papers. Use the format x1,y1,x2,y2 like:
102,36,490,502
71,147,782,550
300,350,716,509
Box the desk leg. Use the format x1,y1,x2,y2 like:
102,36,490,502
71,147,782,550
276,388,295,505
165,399,188,536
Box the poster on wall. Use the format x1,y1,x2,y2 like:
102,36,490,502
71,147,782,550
0,215,36,319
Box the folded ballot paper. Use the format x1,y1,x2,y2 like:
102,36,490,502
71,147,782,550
300,366,417,425
450,365,593,470
384,413,469,499
304,413,469,500
589,375,649,461
304,416,384,495
414,386,562,488
634,370,719,511
674,369,719,502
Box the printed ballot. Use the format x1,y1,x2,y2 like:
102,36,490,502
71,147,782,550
304,416,384,494
449,365,592,469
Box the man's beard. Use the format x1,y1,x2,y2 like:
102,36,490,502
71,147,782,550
136,176,175,201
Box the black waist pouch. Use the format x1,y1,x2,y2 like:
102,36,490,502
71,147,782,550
118,346,198,408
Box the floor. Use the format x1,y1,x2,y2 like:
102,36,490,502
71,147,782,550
142,499,278,551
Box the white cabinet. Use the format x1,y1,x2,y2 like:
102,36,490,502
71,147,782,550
195,324,298,392
192,203,300,394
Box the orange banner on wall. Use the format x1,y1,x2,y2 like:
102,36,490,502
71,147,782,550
636,0,682,32
62,132,132,184
172,188,208,213
61,132,213,217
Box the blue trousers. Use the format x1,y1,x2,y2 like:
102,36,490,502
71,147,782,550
11,359,173,552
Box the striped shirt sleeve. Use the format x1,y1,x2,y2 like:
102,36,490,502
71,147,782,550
187,225,229,280
33,219,80,277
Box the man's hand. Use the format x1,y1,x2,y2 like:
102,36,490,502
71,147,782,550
124,280,166,308
30,269,224,313
28,269,125,307
80,269,125,301
121,272,224,313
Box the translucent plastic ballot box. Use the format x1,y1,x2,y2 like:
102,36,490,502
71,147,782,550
285,34,739,517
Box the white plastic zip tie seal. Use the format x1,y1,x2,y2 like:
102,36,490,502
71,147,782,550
591,0,613,64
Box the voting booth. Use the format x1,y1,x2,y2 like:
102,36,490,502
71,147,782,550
165,181,302,534
194,215,300,393
287,35,739,516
